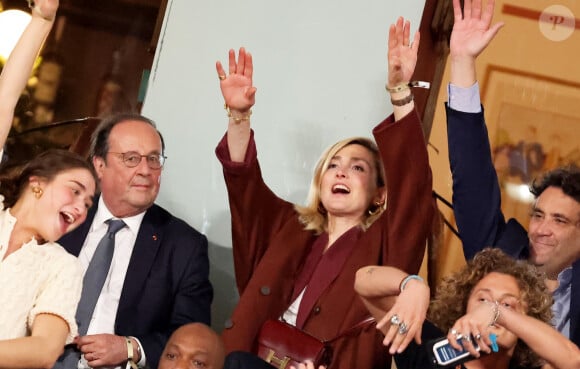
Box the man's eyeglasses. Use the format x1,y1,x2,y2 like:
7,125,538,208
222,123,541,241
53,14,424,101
108,151,167,169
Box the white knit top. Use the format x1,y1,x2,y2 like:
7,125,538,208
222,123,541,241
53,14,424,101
0,196,82,342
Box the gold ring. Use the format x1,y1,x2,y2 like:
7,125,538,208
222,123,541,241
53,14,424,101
218,75,226,81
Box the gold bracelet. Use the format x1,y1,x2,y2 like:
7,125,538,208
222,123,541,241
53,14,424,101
125,337,139,369
385,80,431,93
224,104,252,124
391,92,414,106
386,82,410,93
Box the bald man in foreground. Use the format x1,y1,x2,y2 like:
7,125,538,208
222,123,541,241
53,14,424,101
158,323,225,369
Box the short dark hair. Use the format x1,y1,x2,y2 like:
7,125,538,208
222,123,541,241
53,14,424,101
90,113,165,160
0,149,99,208
530,166,580,203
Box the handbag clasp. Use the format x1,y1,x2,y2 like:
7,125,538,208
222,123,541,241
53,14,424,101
265,349,291,369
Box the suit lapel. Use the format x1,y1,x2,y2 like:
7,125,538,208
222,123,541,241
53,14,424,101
116,206,164,318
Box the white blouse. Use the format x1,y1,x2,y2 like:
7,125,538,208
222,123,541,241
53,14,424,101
0,196,82,342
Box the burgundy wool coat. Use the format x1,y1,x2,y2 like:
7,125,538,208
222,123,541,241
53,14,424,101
215,109,434,369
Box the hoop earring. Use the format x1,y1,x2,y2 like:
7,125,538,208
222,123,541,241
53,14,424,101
367,201,383,216
32,186,43,199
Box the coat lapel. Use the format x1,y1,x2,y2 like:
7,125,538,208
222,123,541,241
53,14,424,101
116,206,164,319
295,227,361,329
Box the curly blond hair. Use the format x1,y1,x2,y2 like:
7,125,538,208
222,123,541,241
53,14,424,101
428,248,553,368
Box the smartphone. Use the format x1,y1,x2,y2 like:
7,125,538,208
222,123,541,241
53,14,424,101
427,336,480,368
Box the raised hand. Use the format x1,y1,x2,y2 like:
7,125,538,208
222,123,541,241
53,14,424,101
215,47,256,113
387,17,420,89
450,0,503,60
30,0,59,22
449,0,503,86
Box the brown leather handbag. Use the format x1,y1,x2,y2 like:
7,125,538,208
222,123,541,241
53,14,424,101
255,317,375,369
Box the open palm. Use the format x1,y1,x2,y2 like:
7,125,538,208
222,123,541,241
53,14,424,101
387,17,420,88
450,0,503,59
216,48,256,112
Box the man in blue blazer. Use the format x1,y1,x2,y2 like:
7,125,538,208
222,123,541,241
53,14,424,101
446,0,580,347
55,113,213,369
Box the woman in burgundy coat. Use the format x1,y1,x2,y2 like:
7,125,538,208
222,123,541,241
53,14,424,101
214,16,434,369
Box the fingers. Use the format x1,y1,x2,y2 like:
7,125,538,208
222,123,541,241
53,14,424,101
452,0,463,22
403,20,411,47
245,51,254,80
395,17,404,46
245,86,257,100
381,313,417,354
411,31,420,53
388,17,414,50
483,21,504,45
228,49,236,75
464,0,472,20
448,326,492,356
216,61,226,80
480,0,494,27
221,48,253,79
238,47,246,76
388,24,397,50
471,0,482,20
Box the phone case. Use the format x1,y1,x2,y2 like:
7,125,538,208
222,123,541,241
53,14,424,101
426,336,480,369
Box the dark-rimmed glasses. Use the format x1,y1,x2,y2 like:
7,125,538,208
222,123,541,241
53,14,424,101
108,151,166,169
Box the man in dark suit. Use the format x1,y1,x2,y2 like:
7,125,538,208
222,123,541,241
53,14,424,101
55,113,213,369
446,0,580,346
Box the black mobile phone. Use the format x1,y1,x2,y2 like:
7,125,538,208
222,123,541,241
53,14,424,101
426,336,480,368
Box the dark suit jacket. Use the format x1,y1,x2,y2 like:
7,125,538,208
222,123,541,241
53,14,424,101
446,104,580,347
59,201,213,369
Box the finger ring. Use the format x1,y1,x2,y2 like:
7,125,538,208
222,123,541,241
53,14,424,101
449,328,462,340
464,334,472,343
398,322,408,335
475,333,482,340
390,315,401,326
218,75,226,81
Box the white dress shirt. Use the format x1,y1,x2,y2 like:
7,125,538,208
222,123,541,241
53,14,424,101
77,197,146,369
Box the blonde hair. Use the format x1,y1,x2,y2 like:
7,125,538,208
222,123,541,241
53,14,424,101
295,137,386,234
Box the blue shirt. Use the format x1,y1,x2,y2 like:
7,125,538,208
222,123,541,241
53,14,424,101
553,267,572,337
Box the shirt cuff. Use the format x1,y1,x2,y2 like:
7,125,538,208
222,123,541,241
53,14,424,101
447,82,482,113
131,337,147,367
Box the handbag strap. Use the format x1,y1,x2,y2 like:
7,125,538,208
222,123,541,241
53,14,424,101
324,316,376,344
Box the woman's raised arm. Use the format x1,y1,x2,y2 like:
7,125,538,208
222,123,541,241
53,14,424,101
0,0,58,150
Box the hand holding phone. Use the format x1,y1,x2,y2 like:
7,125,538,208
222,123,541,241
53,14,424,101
427,335,481,368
